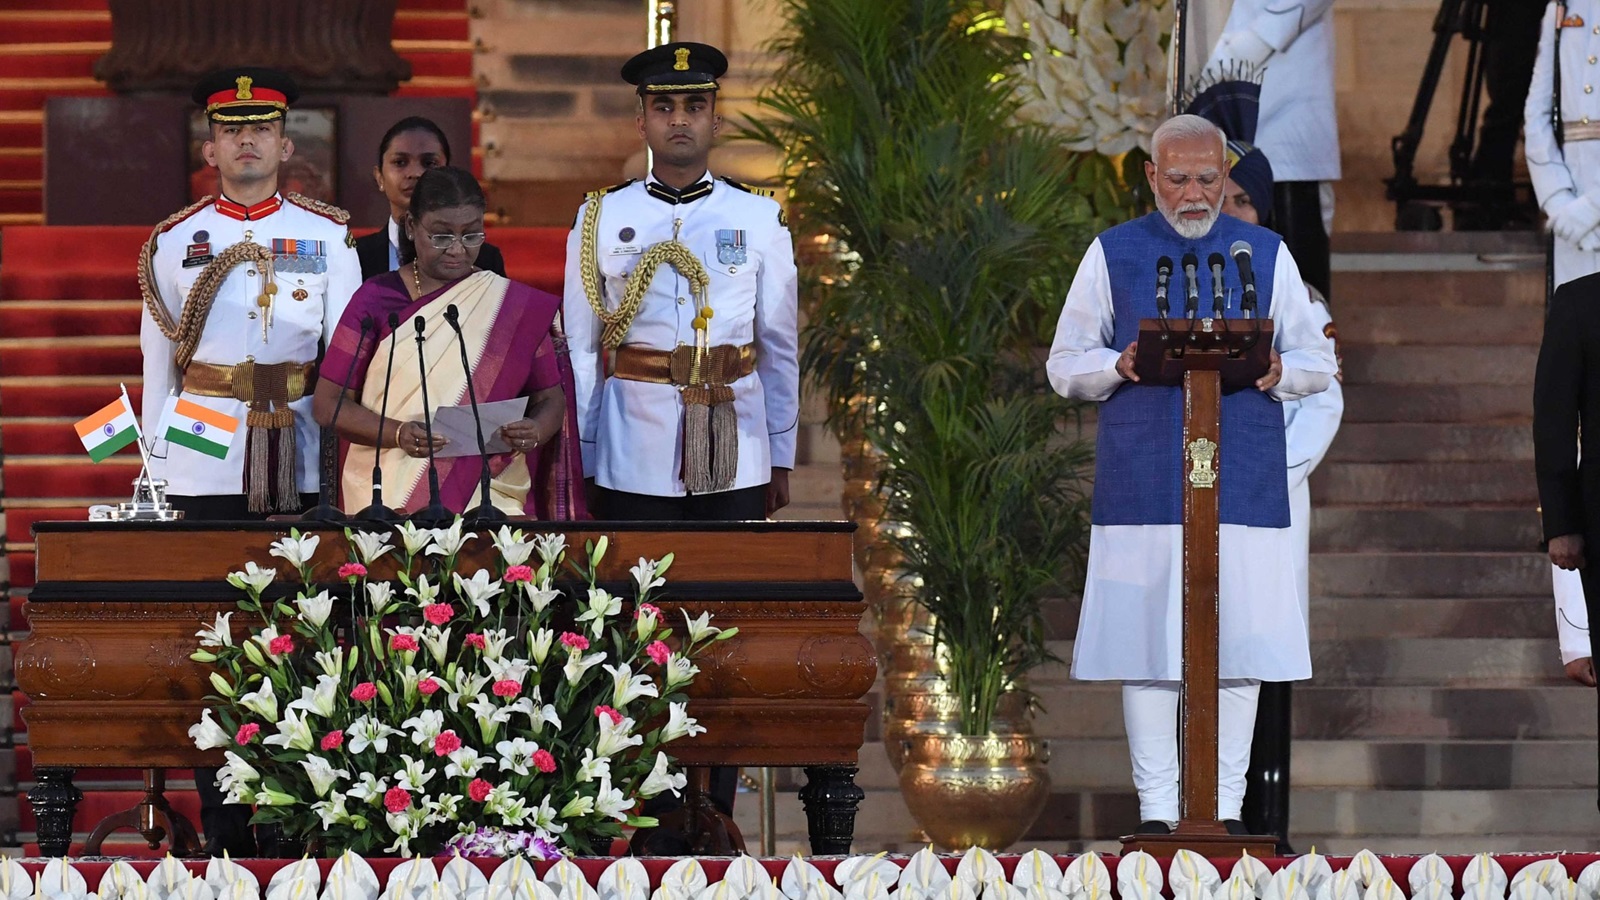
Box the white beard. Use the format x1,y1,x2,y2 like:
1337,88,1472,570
1159,199,1221,240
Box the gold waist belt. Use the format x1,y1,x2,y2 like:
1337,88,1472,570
182,359,317,404
1567,122,1600,143
610,343,756,386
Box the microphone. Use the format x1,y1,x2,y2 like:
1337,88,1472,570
1207,252,1227,319
1181,252,1200,318
301,315,372,522
1231,240,1258,317
409,316,452,528
1155,256,1173,319
357,313,402,522
443,304,506,526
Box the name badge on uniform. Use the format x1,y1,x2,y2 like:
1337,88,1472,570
716,229,747,266
610,244,643,256
1561,11,1585,28
271,238,327,274
183,242,213,268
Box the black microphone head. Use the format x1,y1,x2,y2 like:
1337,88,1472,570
1157,256,1174,275
1230,240,1252,260
1181,252,1198,271
444,304,460,324
359,314,375,332
1208,252,1226,269
414,315,427,335
387,312,401,330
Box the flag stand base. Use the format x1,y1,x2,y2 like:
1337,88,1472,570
90,475,183,522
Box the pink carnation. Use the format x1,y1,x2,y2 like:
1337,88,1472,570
384,786,412,814
464,633,487,650
350,682,378,702
422,603,454,625
418,677,442,696
594,705,623,726
532,749,556,773
267,634,293,656
390,633,419,652
434,730,462,756
504,564,534,583
321,730,344,751
635,603,661,620
235,723,260,745
338,562,367,580
492,679,521,698
469,778,493,802
646,640,672,666
559,632,589,651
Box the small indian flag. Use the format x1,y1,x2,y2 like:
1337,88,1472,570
161,397,239,460
73,395,141,463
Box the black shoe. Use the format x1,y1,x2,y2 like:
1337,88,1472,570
1134,820,1172,835
1221,818,1249,836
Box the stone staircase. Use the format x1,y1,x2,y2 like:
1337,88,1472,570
739,232,1598,856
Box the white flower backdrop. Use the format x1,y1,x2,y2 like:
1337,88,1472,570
1004,0,1173,157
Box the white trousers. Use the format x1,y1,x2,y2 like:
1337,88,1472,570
1122,679,1262,823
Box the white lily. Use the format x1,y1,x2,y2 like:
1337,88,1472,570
447,670,492,713
394,753,435,791
664,653,700,690
188,708,231,751
299,754,349,798
661,701,707,742
634,605,660,641
482,627,515,661
492,525,536,567
558,793,596,819
366,579,396,616
467,696,514,743
401,708,445,746
405,573,441,606
427,519,475,558
682,609,720,642
577,587,623,637
576,748,611,783
533,533,567,567
262,706,315,751
295,589,335,628
445,746,487,779
384,810,423,857
269,532,320,570
638,751,687,798
313,646,345,678
217,751,260,802
564,650,606,684
485,656,531,686
522,701,562,734
593,776,630,822
286,673,340,718
485,784,530,827
311,794,351,829
528,627,555,664
593,713,644,757
196,612,234,648
529,795,567,834
629,557,667,594
453,569,504,617
347,772,388,804
348,530,394,564
604,663,659,709
524,579,562,614
238,679,279,721
347,715,400,755
496,736,540,776
225,561,276,594
397,520,434,557
421,625,452,667
250,623,284,654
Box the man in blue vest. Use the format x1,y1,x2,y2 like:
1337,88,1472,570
1046,114,1337,835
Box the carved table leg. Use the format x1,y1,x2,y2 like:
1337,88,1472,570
84,769,203,857
800,765,862,855
27,767,81,857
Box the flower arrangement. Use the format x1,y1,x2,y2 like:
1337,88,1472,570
188,519,734,857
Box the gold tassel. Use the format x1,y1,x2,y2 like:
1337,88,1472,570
681,386,714,494
274,419,298,512
709,386,737,492
246,424,270,513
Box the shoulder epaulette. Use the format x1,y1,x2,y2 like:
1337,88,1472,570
155,196,214,235
720,176,778,199
284,191,351,225
587,179,635,200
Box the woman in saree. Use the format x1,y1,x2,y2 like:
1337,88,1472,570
312,166,587,519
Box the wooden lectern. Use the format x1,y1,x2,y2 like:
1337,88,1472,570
1120,315,1280,858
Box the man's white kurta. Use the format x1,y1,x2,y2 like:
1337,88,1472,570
1047,237,1336,682
1283,299,1343,626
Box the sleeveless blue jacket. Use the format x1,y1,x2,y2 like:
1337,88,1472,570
1091,211,1290,528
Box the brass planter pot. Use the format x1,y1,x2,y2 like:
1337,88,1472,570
898,730,1051,852
881,683,1028,772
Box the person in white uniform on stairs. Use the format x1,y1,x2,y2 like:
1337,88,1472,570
1047,114,1336,835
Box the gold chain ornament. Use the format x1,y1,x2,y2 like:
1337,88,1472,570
578,190,712,350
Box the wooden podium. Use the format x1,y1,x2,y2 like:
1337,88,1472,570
19,521,876,857
1119,316,1280,857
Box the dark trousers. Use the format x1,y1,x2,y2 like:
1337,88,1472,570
1469,0,1544,186
1242,681,1293,848
593,482,767,816
1273,181,1331,301
170,491,315,857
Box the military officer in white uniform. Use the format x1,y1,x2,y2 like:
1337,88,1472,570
1528,1,1600,287
563,42,799,524
139,68,359,857
140,67,360,521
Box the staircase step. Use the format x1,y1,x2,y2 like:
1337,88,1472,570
0,77,106,110
1291,788,1600,838
0,226,150,300
1326,423,1531,463
0,50,99,81
1310,462,1537,505
1342,384,1528,424
1306,638,1562,687
1341,345,1536,387
0,382,144,419
2,458,142,498
0,300,140,340
1337,307,1542,346
1330,271,1544,309
1312,507,1540,552
1293,685,1594,740
1292,739,1597,790
0,154,41,182
1312,552,1550,598
1311,597,1565,640
6,504,92,544
0,418,124,457
0,18,110,46
0,340,140,378
0,187,42,215
8,552,33,589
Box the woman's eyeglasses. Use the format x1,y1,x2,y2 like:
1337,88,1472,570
425,232,487,250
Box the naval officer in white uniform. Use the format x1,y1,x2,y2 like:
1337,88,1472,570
1528,0,1600,287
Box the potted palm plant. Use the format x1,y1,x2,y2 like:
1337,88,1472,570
746,0,1111,850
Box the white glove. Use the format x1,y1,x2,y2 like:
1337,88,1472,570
1209,29,1276,71
1551,194,1600,244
